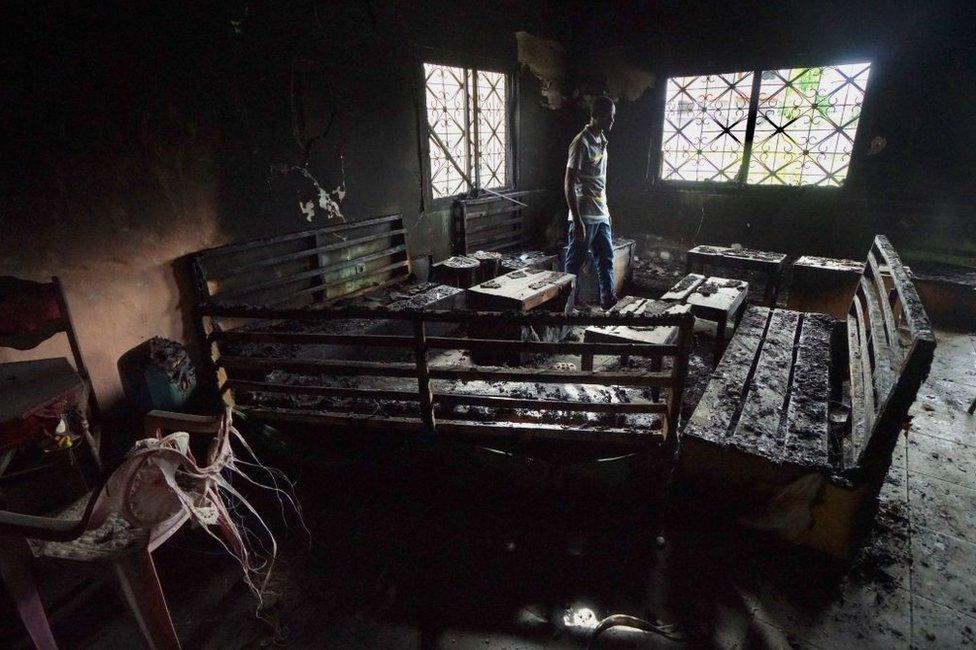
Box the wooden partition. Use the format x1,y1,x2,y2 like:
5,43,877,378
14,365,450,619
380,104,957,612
201,303,695,450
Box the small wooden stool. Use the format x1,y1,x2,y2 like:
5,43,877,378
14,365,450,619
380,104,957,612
663,274,749,364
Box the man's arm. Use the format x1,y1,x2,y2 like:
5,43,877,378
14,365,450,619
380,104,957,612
564,167,585,235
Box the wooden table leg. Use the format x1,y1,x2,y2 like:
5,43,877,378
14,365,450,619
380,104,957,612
581,353,594,372
650,356,662,401
715,317,728,366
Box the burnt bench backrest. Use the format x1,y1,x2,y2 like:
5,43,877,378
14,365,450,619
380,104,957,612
847,235,936,484
457,190,548,255
189,214,410,309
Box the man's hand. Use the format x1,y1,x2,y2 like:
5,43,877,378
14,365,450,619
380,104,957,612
571,216,586,238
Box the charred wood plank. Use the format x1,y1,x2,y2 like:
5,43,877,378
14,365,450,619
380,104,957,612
219,355,417,377
200,302,695,328
782,313,831,470
845,312,868,467
427,366,674,388
238,406,659,446
678,305,773,446
195,213,403,263
433,393,668,414
728,309,800,459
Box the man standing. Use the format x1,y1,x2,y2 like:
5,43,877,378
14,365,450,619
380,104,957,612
564,95,617,310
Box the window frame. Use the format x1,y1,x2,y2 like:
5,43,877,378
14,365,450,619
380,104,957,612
651,58,876,193
415,49,518,210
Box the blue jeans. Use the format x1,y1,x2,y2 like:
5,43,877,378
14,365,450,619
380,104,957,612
565,220,616,306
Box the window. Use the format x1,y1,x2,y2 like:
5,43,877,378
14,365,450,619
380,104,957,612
660,62,871,187
423,62,510,199
662,71,755,182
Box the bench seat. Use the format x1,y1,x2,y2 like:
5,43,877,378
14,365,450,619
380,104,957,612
683,306,839,476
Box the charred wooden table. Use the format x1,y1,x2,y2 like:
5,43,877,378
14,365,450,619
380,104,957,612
684,245,787,306
788,256,865,319
581,296,691,377
467,269,575,364
499,250,559,274
662,274,749,364
467,268,574,312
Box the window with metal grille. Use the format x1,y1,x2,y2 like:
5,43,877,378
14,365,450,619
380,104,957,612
423,62,510,200
660,62,871,187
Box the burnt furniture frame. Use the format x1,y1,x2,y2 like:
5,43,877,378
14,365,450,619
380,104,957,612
201,302,695,452
456,190,551,255
189,214,412,311
188,214,456,389
684,245,788,307
681,236,935,557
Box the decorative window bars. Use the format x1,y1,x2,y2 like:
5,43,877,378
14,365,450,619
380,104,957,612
424,63,509,199
660,62,871,187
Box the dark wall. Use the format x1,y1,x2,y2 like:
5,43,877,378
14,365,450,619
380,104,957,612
0,1,573,401
568,0,976,263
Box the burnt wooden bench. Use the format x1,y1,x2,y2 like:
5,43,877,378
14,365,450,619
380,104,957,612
457,190,542,255
457,191,560,274
188,214,464,368
681,236,935,557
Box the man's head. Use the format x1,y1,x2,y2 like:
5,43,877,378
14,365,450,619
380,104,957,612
590,95,616,134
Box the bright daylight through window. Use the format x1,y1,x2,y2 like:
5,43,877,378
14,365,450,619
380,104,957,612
424,63,509,199
661,63,871,187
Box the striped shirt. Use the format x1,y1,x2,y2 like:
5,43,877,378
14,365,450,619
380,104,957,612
566,127,609,223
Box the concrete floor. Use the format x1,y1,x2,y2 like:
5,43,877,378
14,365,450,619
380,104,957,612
4,329,975,649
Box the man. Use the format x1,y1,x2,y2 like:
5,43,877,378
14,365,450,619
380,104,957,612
564,95,617,310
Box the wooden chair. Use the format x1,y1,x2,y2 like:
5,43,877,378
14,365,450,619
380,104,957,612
0,276,102,476
0,276,99,419
0,410,224,650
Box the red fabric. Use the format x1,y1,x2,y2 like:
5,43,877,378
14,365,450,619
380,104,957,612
0,277,63,335
0,388,83,453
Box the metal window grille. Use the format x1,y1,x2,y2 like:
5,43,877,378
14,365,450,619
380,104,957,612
661,71,755,182
748,63,871,186
660,62,872,187
424,63,509,199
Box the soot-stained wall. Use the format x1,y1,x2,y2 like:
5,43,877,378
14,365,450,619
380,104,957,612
567,0,976,264
0,1,573,405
